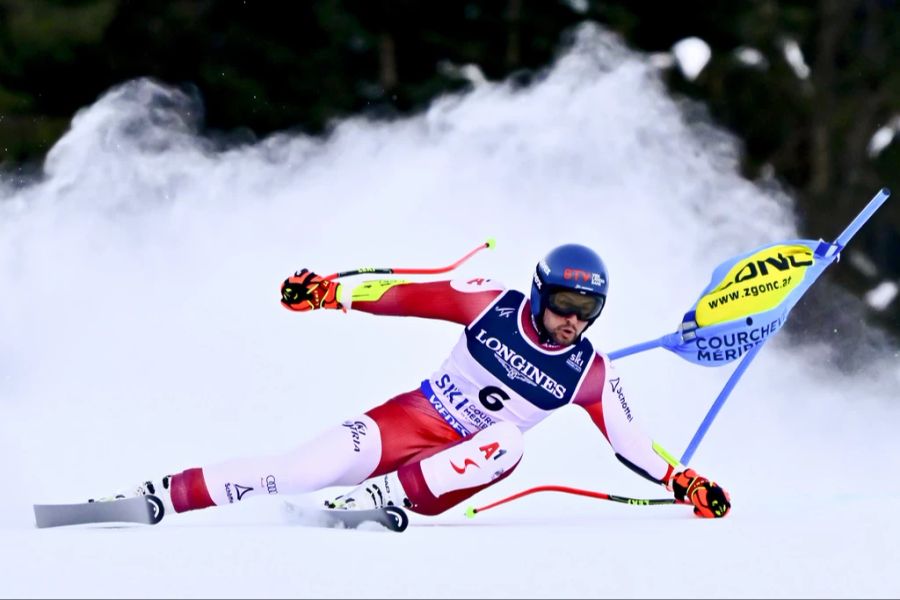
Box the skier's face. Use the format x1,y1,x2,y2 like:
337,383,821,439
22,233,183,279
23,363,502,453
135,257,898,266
542,308,588,346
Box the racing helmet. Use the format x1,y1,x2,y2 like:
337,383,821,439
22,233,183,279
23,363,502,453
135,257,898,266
530,243,609,331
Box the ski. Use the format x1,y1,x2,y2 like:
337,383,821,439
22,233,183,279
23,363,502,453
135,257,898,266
283,502,409,533
33,495,164,528
34,495,409,532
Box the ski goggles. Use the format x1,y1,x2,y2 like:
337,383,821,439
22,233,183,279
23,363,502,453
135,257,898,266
546,289,605,321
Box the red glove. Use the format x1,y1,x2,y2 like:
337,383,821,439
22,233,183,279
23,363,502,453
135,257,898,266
281,269,344,312
670,468,731,518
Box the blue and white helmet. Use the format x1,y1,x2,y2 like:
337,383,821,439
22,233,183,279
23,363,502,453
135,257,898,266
530,243,609,328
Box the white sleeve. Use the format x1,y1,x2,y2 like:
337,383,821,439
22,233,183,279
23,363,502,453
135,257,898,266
599,360,678,483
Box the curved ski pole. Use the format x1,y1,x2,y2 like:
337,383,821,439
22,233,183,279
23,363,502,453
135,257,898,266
464,485,686,518
324,238,496,281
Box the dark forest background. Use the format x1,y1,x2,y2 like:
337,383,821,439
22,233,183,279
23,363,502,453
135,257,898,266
1,0,898,341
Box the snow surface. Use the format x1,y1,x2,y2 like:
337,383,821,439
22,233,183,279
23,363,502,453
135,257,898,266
1,24,898,599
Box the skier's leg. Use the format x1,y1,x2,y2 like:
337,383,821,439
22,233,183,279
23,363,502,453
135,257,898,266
192,384,465,510
98,387,457,517
178,414,385,510
99,413,385,516
331,421,524,516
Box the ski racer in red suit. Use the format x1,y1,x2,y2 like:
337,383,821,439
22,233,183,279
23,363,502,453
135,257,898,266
98,244,730,520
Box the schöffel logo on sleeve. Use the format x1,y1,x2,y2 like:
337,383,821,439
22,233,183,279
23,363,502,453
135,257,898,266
608,377,632,422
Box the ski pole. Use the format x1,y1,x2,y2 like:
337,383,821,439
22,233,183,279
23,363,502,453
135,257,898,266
325,238,496,281
680,341,764,464
464,485,686,517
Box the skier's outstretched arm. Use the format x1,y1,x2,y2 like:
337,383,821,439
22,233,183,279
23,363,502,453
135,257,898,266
574,356,731,518
280,268,504,324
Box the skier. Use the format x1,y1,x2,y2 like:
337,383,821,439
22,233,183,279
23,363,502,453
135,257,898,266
96,243,730,521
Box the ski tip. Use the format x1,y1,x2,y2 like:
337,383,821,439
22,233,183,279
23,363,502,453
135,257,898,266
145,495,165,525
485,238,496,250
383,506,410,532
464,506,477,518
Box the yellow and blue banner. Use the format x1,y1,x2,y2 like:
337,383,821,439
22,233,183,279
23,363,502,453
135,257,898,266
608,187,890,465
664,239,830,366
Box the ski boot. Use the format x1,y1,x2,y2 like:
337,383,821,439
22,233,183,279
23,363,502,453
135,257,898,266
324,473,411,511
88,475,176,522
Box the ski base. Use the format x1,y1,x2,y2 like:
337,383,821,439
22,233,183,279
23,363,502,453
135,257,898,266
33,495,164,529
284,502,409,533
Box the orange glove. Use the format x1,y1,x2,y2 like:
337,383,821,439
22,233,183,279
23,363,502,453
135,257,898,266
281,269,344,312
670,468,731,518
